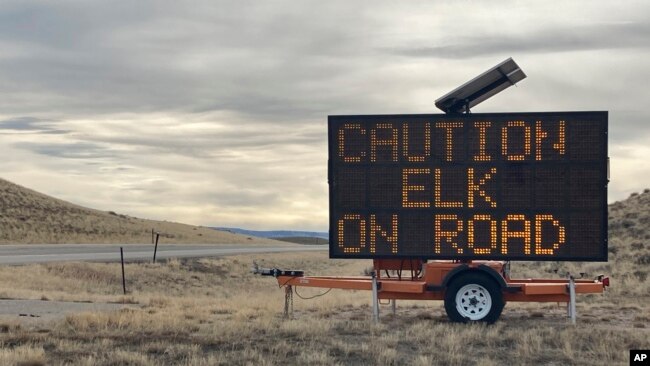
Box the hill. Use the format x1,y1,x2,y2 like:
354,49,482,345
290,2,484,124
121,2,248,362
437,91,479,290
0,178,282,245
214,227,328,240
273,236,329,245
608,189,650,270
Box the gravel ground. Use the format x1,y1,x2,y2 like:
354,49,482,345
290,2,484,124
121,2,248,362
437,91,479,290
0,299,128,326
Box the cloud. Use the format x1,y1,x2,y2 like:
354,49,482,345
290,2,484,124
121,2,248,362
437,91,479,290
387,21,650,59
0,1,648,230
13,141,113,159
0,1,377,121
0,117,69,134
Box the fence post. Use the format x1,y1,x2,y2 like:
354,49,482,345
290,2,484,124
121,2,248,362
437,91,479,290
120,247,126,295
153,233,160,263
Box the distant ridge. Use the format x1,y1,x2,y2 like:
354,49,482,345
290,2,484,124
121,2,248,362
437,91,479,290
214,227,329,240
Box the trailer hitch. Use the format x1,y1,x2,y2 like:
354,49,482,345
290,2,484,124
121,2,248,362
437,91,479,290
251,262,304,277
597,274,610,288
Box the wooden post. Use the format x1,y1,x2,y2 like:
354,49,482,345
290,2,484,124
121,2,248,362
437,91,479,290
120,247,126,295
153,233,160,263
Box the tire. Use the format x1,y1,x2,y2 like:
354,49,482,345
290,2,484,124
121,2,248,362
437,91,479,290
444,272,504,324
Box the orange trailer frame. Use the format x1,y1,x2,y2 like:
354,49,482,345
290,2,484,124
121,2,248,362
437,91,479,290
257,259,609,323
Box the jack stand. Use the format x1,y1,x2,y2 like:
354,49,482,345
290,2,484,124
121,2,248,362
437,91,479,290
372,272,379,322
567,274,576,325
284,285,293,319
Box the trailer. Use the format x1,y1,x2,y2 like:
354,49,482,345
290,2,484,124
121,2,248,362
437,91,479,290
253,259,609,323
253,59,610,323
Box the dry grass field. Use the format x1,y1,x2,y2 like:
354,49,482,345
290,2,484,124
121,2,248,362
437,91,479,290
0,178,280,245
0,184,648,364
0,250,647,366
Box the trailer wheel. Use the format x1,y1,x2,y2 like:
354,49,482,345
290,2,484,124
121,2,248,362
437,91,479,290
444,272,504,324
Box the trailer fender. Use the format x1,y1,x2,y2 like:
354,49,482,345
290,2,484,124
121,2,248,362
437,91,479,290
441,264,506,289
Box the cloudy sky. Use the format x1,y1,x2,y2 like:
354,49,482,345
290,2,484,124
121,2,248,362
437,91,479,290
1,1,648,231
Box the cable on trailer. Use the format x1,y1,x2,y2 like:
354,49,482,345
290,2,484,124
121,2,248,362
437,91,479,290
294,287,332,300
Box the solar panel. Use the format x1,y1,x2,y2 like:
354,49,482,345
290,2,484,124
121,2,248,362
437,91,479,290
435,58,526,114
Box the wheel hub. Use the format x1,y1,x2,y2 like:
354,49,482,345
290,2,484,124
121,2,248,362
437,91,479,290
469,297,479,306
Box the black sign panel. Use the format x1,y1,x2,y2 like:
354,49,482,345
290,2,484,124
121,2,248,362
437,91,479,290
328,112,608,261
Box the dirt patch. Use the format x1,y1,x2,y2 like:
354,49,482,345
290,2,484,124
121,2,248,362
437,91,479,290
0,299,129,326
177,258,230,277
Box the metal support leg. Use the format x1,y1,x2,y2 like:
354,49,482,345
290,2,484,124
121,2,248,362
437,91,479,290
391,299,396,315
284,285,293,319
568,275,576,325
371,272,379,322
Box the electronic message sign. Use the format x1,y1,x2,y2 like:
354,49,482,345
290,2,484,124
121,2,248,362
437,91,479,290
329,112,608,261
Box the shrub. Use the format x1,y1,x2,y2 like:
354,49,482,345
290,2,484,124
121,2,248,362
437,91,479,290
635,254,650,265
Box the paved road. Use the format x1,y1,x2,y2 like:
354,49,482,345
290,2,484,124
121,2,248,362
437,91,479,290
0,244,328,265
